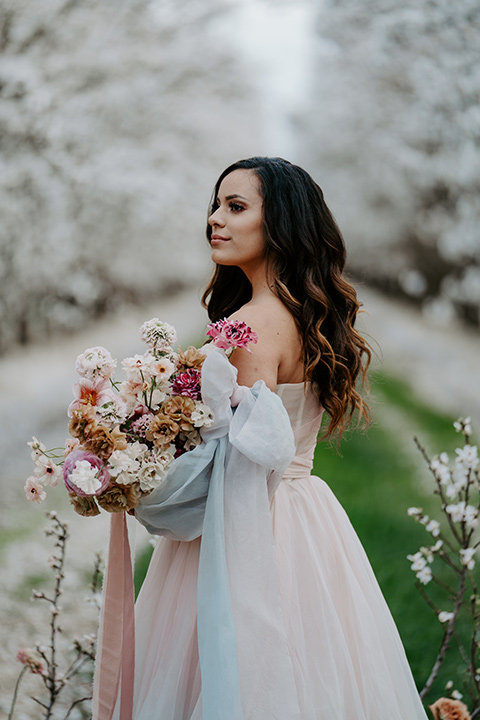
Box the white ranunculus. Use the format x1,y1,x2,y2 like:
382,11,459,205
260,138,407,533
70,461,101,495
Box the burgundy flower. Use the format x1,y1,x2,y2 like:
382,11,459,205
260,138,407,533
171,369,201,400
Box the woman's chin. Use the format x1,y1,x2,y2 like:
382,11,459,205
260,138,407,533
210,250,236,266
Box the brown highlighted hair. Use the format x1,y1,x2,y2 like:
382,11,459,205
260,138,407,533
202,157,371,439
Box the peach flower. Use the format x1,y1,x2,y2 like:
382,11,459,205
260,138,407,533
69,494,101,517
146,413,180,449
177,345,206,372
429,697,471,720
96,483,139,513
82,425,127,460
162,396,196,432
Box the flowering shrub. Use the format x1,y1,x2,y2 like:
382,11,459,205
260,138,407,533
8,512,101,720
407,418,479,715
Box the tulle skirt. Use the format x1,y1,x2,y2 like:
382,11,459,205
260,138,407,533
130,475,427,719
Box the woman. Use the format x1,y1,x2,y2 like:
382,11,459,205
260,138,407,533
127,157,428,719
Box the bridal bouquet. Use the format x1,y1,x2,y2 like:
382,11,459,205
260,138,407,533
25,318,257,517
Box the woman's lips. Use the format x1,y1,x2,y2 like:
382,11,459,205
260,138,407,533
211,235,229,246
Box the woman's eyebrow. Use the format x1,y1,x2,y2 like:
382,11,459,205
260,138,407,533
224,194,248,201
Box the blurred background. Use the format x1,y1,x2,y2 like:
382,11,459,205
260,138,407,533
0,0,479,716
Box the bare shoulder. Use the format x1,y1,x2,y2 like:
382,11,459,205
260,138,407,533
228,297,302,390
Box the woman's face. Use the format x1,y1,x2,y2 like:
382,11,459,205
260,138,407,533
208,169,265,275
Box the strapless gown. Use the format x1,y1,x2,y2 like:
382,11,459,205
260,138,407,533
129,382,428,719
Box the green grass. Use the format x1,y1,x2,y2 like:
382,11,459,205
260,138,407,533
313,370,476,705
134,543,154,599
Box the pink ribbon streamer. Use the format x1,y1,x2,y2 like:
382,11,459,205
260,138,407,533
92,512,135,720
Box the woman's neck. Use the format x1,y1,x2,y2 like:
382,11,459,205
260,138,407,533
243,261,274,302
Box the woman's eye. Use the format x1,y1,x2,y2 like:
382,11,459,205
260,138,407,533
229,202,244,212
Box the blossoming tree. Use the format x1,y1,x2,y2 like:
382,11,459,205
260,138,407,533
0,0,260,354
305,0,480,327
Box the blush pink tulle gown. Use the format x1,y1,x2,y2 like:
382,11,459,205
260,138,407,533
128,381,428,720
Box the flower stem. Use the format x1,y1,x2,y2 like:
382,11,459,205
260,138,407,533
7,666,28,720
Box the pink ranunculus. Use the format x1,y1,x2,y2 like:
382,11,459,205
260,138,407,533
171,369,202,400
68,377,117,417
63,449,110,497
206,319,258,354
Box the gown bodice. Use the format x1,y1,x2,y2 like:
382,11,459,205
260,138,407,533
275,382,324,480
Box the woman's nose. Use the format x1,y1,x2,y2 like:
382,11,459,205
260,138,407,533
208,207,225,227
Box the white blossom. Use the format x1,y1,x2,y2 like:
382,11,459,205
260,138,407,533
455,444,479,471
416,566,433,585
454,417,472,436
451,690,463,700
464,505,479,529
425,519,441,537
407,552,427,572
446,501,466,523
459,547,476,570
446,500,479,528
438,611,454,624
430,454,451,485
445,483,459,500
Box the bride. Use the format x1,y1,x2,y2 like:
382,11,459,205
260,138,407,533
114,156,428,719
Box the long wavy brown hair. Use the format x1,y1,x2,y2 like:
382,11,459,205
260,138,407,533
202,157,371,439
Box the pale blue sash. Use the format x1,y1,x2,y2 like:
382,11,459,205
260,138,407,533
135,348,300,720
